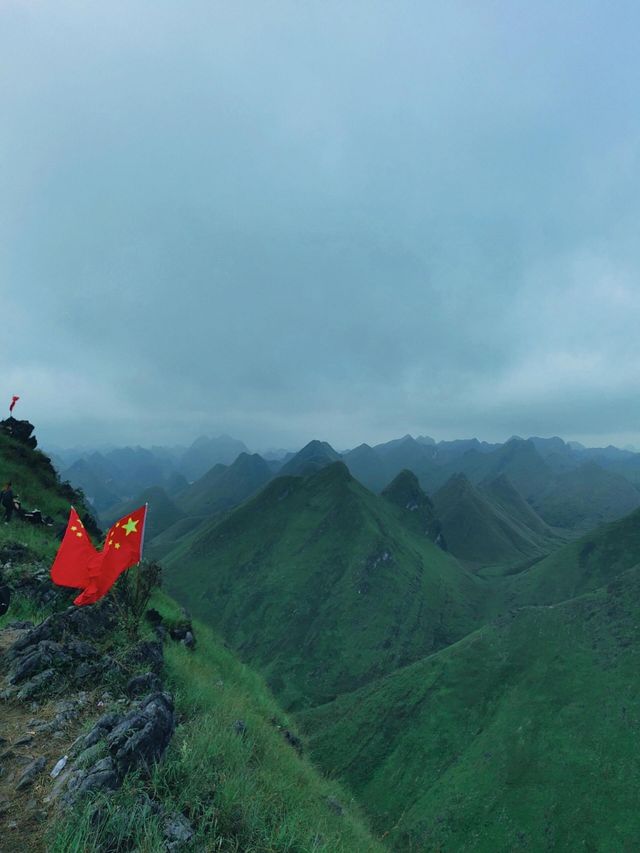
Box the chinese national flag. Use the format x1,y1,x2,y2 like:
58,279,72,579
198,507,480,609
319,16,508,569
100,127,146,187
50,508,99,588
51,505,148,606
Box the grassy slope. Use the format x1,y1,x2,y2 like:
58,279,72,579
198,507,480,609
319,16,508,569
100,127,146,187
529,461,640,530
503,507,640,607
0,432,382,853
50,593,383,853
432,474,556,570
0,432,90,523
179,452,272,517
145,515,205,560
102,484,185,539
162,463,486,709
300,567,640,852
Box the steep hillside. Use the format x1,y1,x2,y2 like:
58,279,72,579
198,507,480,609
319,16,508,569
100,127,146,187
0,422,383,853
428,438,552,497
372,435,438,491
162,463,485,709
0,419,97,534
301,566,640,851
481,473,553,536
103,484,185,540
279,440,342,476
529,461,640,530
504,506,640,607
381,469,444,546
178,451,272,517
179,434,250,482
417,439,640,532
343,443,390,492
432,473,556,569
59,457,121,514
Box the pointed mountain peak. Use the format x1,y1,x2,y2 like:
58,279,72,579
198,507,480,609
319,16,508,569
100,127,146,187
229,452,270,472
382,468,434,510
382,469,443,545
279,440,341,477
311,460,353,483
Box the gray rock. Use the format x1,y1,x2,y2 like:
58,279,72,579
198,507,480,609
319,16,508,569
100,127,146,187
124,641,164,673
164,812,195,849
107,692,175,775
9,641,68,684
59,692,175,808
126,672,162,698
16,669,56,700
15,755,46,790
70,756,119,799
73,661,99,681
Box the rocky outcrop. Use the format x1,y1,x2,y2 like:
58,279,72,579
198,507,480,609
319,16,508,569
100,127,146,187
55,692,175,807
2,602,118,699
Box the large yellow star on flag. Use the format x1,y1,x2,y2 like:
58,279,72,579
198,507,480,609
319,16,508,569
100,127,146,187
122,517,139,536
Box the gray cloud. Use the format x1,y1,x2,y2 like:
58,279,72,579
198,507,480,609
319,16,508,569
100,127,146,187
2,0,639,450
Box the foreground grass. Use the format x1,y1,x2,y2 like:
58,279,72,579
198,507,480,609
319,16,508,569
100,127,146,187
49,592,383,852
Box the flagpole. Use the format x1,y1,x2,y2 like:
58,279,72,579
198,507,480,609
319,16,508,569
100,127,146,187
139,502,149,561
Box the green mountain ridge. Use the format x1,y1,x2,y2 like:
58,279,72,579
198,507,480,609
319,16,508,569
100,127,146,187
163,461,485,709
178,450,273,517
380,469,445,546
0,420,383,853
103,483,185,540
503,505,640,607
279,440,343,477
432,472,558,570
300,564,640,851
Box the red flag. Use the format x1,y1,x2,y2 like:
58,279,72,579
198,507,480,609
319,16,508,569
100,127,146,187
9,396,19,413
73,505,148,606
50,508,99,589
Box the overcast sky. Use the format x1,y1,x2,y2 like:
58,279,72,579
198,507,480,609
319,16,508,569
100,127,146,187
2,1,639,451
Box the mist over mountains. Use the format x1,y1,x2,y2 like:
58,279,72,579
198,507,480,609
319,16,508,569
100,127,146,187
54,431,640,539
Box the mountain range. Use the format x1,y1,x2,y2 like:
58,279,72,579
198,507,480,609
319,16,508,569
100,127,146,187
7,419,640,850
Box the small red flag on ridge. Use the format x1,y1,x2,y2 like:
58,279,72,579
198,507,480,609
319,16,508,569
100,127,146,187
9,396,19,413
51,505,148,606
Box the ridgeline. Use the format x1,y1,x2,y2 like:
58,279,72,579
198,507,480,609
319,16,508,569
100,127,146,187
0,420,382,853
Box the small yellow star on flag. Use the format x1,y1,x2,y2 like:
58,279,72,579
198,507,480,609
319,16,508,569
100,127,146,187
115,542,121,549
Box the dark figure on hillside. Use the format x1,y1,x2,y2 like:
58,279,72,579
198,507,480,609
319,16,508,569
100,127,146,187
1,482,15,523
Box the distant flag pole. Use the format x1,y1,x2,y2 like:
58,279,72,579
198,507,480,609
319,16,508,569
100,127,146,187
9,395,19,414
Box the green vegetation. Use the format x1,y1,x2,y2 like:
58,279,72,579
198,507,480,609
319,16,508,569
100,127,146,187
1,425,382,853
0,431,93,524
178,451,272,518
51,594,383,853
103,484,185,540
163,462,485,709
504,507,640,606
300,567,640,851
431,472,558,570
